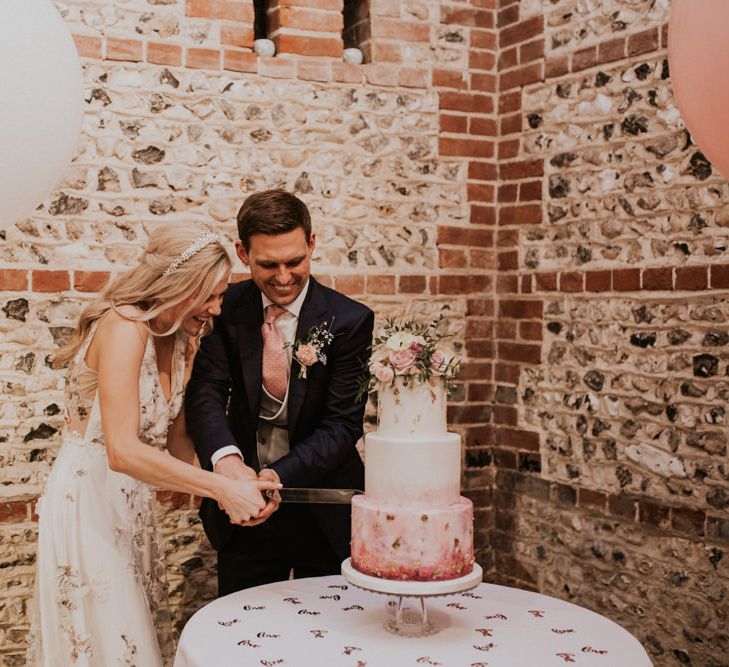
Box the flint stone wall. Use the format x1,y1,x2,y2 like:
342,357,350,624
485,1,729,665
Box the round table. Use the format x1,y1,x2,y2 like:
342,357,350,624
174,574,652,666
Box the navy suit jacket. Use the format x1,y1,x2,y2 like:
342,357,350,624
185,277,373,556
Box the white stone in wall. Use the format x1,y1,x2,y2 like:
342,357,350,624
625,444,686,479
520,0,543,17
656,105,682,128
7,327,46,347
183,20,213,44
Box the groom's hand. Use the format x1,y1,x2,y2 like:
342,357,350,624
214,453,258,481
238,468,281,527
215,454,259,518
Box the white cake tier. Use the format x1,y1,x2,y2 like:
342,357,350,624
351,496,474,581
364,432,462,505
376,377,447,438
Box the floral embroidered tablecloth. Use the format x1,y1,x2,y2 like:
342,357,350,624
174,575,652,667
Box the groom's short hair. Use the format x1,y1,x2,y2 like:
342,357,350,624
237,189,312,251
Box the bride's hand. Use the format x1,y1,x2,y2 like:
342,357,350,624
238,468,281,527
217,477,281,524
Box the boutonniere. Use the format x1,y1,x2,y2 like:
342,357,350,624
287,318,335,379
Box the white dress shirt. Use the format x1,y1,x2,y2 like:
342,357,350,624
211,280,311,468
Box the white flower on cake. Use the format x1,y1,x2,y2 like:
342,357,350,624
384,331,426,351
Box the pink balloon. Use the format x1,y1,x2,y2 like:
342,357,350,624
669,0,729,180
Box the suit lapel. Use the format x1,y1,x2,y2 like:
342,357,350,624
237,283,264,422
288,278,329,438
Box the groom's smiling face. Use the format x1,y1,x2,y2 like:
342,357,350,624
236,228,315,306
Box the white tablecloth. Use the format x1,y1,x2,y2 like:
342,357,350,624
174,575,652,666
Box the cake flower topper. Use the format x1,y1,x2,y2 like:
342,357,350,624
286,318,335,379
357,314,460,401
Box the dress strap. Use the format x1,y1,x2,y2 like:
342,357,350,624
72,319,100,367
169,332,188,417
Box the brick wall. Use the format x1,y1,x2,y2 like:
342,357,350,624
2,1,727,665
488,1,729,666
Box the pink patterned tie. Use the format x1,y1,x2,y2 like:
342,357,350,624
262,304,288,401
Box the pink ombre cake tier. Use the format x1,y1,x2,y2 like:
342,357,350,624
350,495,474,581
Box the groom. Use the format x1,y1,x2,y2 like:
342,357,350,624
185,189,374,595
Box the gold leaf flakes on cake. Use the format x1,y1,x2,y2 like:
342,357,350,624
444,522,450,530
385,514,395,521
392,537,401,549
421,514,429,522
454,538,460,548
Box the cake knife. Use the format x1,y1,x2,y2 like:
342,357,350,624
264,488,363,504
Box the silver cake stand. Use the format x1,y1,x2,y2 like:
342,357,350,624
341,558,483,637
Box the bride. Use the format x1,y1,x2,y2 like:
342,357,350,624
27,224,281,666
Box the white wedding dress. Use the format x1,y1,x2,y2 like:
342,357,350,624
27,323,185,666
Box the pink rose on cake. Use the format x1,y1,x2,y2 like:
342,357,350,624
369,361,395,383
388,348,417,375
430,350,451,374
409,341,425,358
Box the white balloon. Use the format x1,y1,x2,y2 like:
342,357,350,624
0,0,83,226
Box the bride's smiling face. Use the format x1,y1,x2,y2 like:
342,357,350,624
236,228,315,306
156,275,229,336
180,276,229,336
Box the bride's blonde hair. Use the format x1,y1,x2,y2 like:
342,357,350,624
54,223,232,368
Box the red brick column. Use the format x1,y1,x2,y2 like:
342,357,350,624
433,0,498,570
488,0,546,585
494,0,544,480
268,0,344,58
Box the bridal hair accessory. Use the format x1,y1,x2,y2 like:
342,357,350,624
162,231,220,277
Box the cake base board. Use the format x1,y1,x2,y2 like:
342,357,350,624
341,558,483,597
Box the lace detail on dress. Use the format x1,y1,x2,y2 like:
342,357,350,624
63,322,102,443
28,326,186,666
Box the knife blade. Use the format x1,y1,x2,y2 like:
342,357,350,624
264,488,363,504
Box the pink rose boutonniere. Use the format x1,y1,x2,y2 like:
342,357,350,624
288,319,335,380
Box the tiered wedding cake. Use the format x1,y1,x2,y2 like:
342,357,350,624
350,320,474,582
